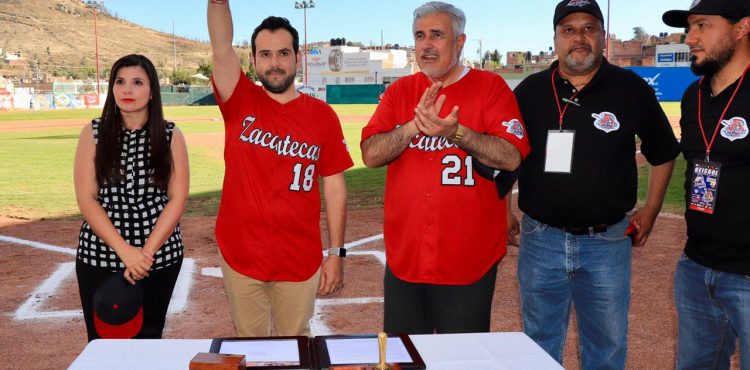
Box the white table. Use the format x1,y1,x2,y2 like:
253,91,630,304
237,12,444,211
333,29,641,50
69,332,563,370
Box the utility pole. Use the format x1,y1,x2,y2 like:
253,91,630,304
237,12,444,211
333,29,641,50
477,39,483,69
88,2,102,96
173,21,177,73
606,0,611,59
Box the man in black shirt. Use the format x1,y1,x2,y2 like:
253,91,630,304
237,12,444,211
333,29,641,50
507,0,680,368
663,1,750,368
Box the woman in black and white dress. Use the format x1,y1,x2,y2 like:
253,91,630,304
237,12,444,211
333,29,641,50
73,54,189,341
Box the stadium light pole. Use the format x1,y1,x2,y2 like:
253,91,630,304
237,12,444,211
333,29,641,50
294,0,315,86
87,2,102,96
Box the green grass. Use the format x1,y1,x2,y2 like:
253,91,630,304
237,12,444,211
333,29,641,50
0,106,379,219
638,156,687,215
0,104,374,122
661,102,681,117
0,103,686,220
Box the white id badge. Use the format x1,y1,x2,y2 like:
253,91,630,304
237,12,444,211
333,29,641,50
544,130,575,173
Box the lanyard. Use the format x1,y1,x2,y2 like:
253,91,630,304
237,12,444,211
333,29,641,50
697,64,750,161
551,68,583,130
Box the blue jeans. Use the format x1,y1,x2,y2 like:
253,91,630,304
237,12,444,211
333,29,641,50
517,215,632,369
675,254,750,370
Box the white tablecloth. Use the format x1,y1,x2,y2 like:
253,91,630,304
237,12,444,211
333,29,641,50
68,332,563,370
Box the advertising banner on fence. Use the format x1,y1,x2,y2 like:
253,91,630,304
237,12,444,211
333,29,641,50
625,67,698,102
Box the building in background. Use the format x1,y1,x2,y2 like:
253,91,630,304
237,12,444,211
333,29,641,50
654,44,691,67
299,45,414,102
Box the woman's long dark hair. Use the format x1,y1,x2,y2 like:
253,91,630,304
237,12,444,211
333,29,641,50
95,54,172,190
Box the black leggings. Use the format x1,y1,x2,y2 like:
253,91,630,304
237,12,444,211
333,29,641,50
383,263,498,334
76,258,183,342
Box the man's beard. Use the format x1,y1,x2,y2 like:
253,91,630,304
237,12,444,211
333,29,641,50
258,68,296,94
564,50,597,74
690,39,735,76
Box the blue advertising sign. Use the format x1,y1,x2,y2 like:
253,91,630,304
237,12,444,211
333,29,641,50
625,67,698,102
657,53,675,63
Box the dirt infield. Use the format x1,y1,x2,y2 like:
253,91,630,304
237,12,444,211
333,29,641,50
2,203,741,369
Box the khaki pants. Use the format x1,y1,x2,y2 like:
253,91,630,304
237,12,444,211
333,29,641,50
219,252,320,337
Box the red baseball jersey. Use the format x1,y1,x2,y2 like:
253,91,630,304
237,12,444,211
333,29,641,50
361,69,530,285
213,73,353,281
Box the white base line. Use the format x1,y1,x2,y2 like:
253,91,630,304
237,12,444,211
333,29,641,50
3,229,195,319
344,234,383,249
12,259,195,321
14,262,81,320
0,235,76,255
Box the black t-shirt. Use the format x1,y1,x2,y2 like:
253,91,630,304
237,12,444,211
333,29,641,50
681,74,750,275
514,59,680,228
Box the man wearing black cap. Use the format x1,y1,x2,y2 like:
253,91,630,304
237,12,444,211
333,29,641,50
507,0,680,367
663,1,750,368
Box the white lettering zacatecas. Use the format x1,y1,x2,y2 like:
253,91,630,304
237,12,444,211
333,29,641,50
239,116,320,161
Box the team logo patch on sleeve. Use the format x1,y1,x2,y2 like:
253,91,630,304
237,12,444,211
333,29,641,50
502,119,525,139
591,112,620,133
720,117,748,141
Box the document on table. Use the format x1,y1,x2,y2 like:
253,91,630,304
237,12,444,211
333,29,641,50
220,339,300,365
326,337,411,364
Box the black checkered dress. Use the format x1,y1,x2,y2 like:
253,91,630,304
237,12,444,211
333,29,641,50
77,119,184,271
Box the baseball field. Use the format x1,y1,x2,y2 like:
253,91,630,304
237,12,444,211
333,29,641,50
0,104,740,369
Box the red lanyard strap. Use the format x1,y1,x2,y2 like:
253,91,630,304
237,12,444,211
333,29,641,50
551,68,583,130
698,64,750,160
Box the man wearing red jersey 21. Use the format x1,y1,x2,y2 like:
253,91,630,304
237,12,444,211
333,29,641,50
208,0,353,337
361,1,530,334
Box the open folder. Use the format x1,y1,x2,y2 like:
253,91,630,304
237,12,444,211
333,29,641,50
209,334,425,370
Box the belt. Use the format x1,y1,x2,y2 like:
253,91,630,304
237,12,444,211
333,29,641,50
561,224,608,235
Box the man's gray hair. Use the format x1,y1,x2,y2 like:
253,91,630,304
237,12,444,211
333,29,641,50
413,1,466,37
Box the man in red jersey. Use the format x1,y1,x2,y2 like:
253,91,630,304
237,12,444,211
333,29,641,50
361,1,530,334
208,1,353,337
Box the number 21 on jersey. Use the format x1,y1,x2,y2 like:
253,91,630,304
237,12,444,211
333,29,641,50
442,154,475,186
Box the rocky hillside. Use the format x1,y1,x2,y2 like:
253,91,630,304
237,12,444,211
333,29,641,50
0,0,219,79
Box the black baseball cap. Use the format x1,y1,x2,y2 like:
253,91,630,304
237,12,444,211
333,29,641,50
93,274,144,339
663,0,750,28
553,0,604,29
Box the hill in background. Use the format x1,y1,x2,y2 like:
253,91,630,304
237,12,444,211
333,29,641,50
0,0,246,81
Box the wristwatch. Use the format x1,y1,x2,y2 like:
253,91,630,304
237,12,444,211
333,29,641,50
447,124,465,144
327,247,347,257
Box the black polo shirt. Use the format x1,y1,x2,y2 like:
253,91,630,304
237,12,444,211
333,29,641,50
514,59,680,228
681,74,750,275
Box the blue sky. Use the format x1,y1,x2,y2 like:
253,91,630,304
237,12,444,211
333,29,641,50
103,0,690,60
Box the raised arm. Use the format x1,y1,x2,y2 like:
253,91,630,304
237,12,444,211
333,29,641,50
207,0,241,102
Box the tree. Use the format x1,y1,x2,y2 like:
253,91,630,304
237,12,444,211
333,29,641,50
170,69,192,85
633,26,649,41
492,49,501,64
239,52,256,80
197,60,212,78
